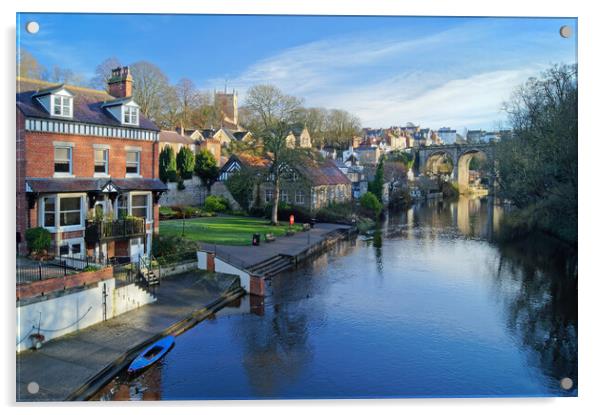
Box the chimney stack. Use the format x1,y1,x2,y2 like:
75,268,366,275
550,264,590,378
108,66,133,98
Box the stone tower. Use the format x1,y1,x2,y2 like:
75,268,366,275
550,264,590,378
214,89,239,130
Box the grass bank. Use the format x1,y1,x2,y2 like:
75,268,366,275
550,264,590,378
160,216,304,246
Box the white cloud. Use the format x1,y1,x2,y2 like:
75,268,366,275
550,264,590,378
206,19,574,130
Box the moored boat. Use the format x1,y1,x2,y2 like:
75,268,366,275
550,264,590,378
127,335,175,374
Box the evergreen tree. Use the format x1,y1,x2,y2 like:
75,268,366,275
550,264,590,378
368,156,385,202
194,149,220,194
176,146,195,179
159,145,177,183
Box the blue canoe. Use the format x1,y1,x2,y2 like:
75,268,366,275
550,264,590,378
127,335,175,373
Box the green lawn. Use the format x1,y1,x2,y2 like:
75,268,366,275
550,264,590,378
159,216,304,246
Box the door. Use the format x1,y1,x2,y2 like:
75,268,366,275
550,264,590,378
130,237,143,263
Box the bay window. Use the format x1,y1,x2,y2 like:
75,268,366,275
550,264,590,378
131,194,149,220
59,197,82,226
42,197,56,227
40,195,83,229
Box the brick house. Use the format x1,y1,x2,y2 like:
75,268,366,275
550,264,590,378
217,153,351,212
16,67,167,263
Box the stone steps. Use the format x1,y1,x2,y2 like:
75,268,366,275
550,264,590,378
247,255,293,278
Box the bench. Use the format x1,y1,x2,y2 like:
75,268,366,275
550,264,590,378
285,229,295,236
302,223,311,231
265,233,276,242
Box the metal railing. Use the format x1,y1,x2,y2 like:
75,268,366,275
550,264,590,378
84,218,146,243
16,255,109,285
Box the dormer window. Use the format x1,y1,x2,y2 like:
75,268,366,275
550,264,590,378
52,95,72,117
123,106,139,125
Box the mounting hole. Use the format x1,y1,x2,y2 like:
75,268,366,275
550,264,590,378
25,21,40,34
560,377,574,390
559,25,572,38
27,382,39,394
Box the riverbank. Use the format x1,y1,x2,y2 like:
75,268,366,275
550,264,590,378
200,222,353,272
16,270,243,402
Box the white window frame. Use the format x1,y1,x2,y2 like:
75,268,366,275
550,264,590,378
52,94,73,118
123,105,139,126
265,189,273,203
295,190,305,205
94,148,109,177
53,144,73,177
130,192,152,222
280,189,289,203
39,193,86,233
125,150,141,177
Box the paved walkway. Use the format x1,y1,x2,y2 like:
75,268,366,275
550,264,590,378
201,223,350,269
16,270,240,402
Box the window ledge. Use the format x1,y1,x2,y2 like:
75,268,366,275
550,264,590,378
94,173,110,178
53,173,75,178
125,174,142,178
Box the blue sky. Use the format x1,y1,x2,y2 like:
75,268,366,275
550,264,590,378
17,13,577,131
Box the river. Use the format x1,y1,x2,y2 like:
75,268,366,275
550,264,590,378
95,195,577,400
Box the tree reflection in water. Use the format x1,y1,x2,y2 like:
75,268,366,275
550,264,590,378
493,235,577,394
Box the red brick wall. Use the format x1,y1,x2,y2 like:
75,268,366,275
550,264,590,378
16,266,113,300
23,131,157,179
16,123,161,254
115,240,129,257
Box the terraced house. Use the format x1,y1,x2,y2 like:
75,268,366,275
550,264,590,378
16,67,167,263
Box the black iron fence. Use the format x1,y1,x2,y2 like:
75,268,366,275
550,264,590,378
16,255,109,285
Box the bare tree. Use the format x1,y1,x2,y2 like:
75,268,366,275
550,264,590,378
324,109,362,149
90,57,122,90
130,61,170,122
175,78,201,130
17,49,45,80
245,85,304,224
42,66,86,85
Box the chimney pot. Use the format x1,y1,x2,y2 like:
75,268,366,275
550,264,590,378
108,66,133,98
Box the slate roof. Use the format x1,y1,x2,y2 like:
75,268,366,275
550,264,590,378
26,178,167,194
296,159,352,186
16,77,159,131
159,130,195,145
233,131,250,141
221,152,350,186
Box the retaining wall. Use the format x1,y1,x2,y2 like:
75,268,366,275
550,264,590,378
17,279,116,352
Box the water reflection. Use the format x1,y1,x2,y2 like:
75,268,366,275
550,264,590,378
94,195,577,400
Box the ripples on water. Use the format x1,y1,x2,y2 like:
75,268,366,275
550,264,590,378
95,196,577,401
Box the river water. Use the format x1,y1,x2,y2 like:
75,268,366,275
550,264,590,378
95,195,577,400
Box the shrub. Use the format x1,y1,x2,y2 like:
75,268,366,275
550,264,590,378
356,217,376,234
263,202,313,223
159,206,177,219
25,227,52,254
177,179,186,191
388,189,413,211
204,195,230,213
315,202,354,224
360,192,383,218
152,234,197,257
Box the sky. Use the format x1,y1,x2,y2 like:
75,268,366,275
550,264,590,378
17,13,577,132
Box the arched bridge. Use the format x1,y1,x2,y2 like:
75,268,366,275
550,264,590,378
413,143,495,193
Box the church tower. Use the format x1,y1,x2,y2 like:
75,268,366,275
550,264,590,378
214,88,239,130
